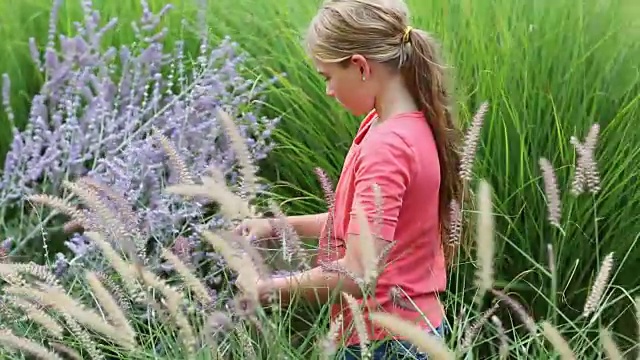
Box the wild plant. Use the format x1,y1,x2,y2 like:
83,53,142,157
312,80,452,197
0,0,280,273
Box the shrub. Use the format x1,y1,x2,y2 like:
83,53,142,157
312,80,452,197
0,0,280,268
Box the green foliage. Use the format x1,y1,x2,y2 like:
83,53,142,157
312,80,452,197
0,0,639,357
160,0,640,340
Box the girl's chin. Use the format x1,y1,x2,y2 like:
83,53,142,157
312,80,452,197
342,106,373,117
352,109,375,117
335,99,373,117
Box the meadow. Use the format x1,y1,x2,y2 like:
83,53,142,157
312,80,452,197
0,0,638,358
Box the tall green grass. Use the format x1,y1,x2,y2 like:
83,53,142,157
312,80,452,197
1,0,639,342
204,0,640,340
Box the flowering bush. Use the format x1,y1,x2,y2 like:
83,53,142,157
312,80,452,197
0,0,280,275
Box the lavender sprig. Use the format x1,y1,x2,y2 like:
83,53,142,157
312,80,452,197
1,0,282,284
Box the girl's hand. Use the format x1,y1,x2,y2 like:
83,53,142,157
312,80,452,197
256,275,292,306
233,218,274,242
256,278,277,305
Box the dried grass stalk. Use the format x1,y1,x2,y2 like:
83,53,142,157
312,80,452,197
11,297,64,339
343,292,369,357
540,321,576,360
539,157,562,228
85,271,135,340
49,342,82,360
490,315,509,359
583,252,615,318
599,328,623,360
200,229,260,302
5,284,135,350
152,126,195,184
216,108,259,197
459,101,489,181
474,180,495,304
369,312,455,360
161,247,212,306
0,329,63,360
165,176,253,219
320,313,344,360
353,201,378,285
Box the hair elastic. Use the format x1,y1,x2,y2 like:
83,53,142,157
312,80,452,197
402,26,413,43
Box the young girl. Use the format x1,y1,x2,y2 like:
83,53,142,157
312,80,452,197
236,0,462,358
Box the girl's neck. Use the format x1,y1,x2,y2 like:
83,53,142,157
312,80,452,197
373,77,419,123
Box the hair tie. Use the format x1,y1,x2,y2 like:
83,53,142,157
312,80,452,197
402,26,413,43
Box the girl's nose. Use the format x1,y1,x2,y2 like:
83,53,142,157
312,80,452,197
326,84,334,97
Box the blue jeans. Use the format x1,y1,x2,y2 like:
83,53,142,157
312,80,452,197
338,324,446,359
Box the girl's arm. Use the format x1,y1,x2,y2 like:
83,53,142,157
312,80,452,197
268,256,362,306
280,213,328,238
264,232,390,305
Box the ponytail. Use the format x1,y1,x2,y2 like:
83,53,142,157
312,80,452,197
400,28,464,266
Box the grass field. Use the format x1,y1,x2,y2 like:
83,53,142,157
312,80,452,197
0,0,639,358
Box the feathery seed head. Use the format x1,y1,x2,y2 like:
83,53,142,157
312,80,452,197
539,157,562,228
583,252,615,318
459,101,489,181
474,180,495,304
570,123,602,196
540,321,577,360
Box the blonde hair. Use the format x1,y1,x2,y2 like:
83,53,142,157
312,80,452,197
305,0,464,266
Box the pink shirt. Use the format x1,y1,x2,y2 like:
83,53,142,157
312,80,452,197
317,109,447,346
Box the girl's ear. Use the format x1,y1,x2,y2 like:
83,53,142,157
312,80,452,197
350,54,370,78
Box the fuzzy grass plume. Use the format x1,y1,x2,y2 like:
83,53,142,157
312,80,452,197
473,180,495,305
459,101,489,182
539,157,562,228
582,252,615,319
570,123,602,195
369,312,455,359
540,321,577,360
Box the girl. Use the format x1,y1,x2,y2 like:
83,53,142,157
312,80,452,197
236,0,462,358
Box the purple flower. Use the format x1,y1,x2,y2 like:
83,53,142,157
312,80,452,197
1,0,282,290
64,233,91,258
53,253,69,277
0,238,12,258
